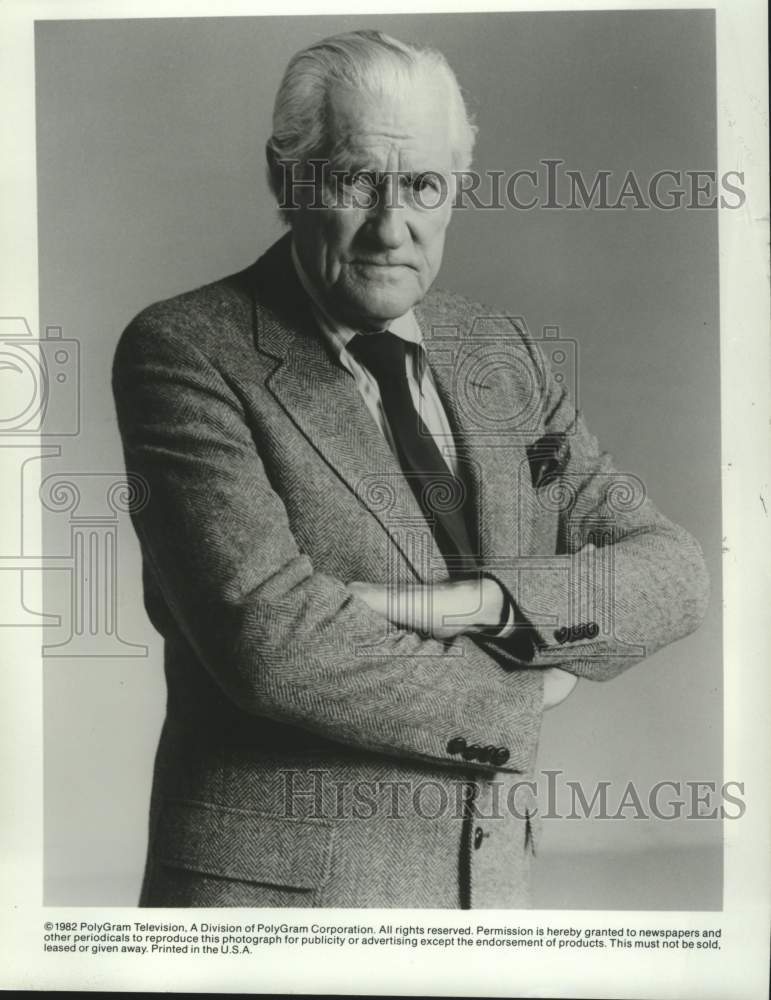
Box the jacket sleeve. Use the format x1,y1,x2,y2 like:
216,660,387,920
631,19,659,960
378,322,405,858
481,331,711,682
112,312,544,774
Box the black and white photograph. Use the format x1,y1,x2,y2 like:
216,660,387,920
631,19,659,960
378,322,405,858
1,1,769,997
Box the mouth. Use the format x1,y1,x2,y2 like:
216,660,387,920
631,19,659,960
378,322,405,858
352,260,417,272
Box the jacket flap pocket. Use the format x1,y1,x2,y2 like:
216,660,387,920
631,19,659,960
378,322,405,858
155,799,334,889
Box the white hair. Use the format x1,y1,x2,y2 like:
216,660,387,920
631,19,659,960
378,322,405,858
266,29,477,211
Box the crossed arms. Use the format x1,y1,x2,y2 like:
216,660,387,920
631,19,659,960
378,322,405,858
348,577,580,710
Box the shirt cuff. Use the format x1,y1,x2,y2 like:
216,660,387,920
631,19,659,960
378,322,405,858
491,599,518,639
473,572,517,638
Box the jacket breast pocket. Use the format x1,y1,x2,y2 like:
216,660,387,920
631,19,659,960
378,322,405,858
145,799,335,907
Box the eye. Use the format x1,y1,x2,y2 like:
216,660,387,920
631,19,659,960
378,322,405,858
406,172,446,208
411,173,440,193
345,170,378,189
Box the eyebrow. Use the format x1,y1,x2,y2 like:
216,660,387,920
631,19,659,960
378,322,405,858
327,163,444,185
326,144,447,178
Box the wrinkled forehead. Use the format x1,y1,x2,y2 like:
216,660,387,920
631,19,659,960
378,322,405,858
325,80,454,173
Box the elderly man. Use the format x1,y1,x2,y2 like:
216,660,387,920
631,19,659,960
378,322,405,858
113,30,709,908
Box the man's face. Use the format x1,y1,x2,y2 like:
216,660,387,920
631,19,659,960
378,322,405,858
290,78,455,331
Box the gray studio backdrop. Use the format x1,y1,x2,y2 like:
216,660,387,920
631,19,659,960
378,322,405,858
37,11,722,909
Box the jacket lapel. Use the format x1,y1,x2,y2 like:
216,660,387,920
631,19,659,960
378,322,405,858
417,312,532,564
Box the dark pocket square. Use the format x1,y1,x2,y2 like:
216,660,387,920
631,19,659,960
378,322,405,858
526,432,570,488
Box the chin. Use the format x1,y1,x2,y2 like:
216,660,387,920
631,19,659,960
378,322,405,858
360,300,414,328
346,284,421,326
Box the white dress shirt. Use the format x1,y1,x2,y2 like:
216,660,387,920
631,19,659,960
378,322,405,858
291,241,515,637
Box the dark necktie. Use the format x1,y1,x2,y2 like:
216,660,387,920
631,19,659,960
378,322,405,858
347,331,479,576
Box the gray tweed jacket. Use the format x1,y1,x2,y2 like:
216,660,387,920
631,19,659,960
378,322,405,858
112,233,709,908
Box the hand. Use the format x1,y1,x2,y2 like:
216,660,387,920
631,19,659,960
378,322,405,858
542,667,579,710
348,578,505,641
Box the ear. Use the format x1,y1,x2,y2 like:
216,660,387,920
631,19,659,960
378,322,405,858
265,142,284,203
447,170,458,208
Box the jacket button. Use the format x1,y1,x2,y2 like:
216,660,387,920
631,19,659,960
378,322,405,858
554,626,569,644
586,621,600,638
473,826,487,850
447,737,466,755
492,747,510,767
477,746,494,763
463,743,483,761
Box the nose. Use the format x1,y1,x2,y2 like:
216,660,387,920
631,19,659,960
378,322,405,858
367,176,408,248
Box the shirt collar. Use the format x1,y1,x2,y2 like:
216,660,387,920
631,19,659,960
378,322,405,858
290,239,425,366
